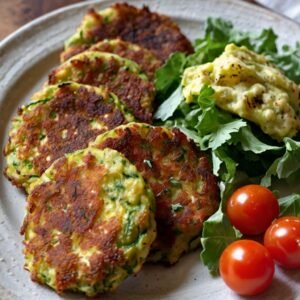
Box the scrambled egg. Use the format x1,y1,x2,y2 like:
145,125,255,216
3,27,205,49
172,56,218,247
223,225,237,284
182,43,300,141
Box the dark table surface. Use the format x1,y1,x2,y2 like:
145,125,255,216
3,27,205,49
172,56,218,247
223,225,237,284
0,0,83,40
0,0,258,41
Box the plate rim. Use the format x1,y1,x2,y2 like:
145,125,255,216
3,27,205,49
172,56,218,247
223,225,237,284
1,1,300,299
1,0,300,52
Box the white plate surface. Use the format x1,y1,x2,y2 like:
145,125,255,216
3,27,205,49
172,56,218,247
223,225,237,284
0,0,300,299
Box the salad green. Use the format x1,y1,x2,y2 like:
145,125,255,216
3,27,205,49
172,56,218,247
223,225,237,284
154,18,300,274
278,194,300,217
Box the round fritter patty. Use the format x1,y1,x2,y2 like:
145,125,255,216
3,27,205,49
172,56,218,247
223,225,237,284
88,39,162,80
89,123,219,264
21,147,156,296
49,51,155,123
4,82,134,191
61,3,194,63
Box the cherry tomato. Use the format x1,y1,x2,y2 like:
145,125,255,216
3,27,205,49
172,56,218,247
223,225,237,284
264,216,300,269
227,185,279,235
219,240,274,296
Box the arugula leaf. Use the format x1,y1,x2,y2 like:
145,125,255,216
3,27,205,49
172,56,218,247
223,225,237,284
187,18,234,66
200,206,242,275
194,86,235,137
200,169,253,275
207,120,247,150
186,18,277,68
267,42,300,84
250,29,278,53
155,52,186,101
261,138,300,187
154,86,183,121
196,84,215,107
175,124,205,149
205,18,233,43
278,194,300,217
212,147,237,183
277,138,300,177
236,127,282,154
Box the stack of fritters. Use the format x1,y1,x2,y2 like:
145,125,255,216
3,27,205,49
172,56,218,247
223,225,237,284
48,51,155,123
3,2,219,297
90,123,219,264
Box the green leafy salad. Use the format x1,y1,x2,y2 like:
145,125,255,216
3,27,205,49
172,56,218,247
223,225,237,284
153,18,300,274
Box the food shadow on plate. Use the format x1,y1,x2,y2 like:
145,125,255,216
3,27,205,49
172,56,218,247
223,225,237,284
52,252,208,300
234,276,297,300
280,267,300,284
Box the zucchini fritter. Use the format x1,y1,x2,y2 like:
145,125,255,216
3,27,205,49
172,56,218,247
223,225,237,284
88,39,162,80
21,147,156,296
90,123,219,264
4,82,134,191
61,3,193,62
49,51,155,123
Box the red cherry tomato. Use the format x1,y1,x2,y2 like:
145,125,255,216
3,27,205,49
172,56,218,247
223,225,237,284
219,240,274,296
227,185,279,235
264,216,300,269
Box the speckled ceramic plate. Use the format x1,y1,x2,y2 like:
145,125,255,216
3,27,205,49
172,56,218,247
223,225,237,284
0,0,300,299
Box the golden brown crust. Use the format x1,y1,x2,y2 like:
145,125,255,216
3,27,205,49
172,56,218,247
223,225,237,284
21,153,125,293
26,85,125,175
89,39,162,80
61,45,90,62
62,3,194,62
94,124,219,258
49,55,155,123
5,84,128,187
